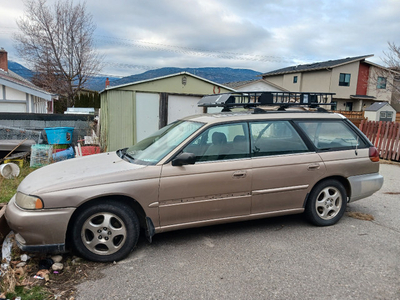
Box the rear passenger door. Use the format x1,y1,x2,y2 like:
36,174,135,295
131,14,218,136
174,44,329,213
295,120,370,177
249,120,326,214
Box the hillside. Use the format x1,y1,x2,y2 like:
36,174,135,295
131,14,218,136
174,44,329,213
8,63,262,91
107,67,261,90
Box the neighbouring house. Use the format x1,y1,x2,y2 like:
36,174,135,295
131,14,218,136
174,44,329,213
100,72,235,151
223,78,288,92
0,48,56,113
364,102,397,122
261,55,399,111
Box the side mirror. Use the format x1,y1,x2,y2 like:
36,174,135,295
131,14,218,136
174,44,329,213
172,153,196,166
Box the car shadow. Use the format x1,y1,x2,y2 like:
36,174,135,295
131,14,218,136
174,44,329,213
137,213,311,248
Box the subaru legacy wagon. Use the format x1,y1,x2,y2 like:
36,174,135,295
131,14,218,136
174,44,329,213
5,92,384,262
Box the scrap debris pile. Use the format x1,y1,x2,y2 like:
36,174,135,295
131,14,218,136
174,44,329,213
1,232,103,299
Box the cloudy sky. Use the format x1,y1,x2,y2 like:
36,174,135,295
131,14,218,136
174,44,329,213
0,0,399,77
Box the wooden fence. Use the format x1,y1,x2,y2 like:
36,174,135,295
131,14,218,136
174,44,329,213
359,120,400,161
332,110,366,128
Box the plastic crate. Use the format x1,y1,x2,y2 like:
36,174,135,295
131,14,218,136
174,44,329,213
44,127,74,144
81,146,101,156
30,144,53,168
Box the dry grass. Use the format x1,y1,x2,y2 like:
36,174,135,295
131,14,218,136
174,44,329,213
347,211,375,221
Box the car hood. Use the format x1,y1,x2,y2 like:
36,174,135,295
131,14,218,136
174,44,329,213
18,152,153,195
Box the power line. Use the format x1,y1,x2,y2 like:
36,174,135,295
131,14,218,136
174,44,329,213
94,35,297,63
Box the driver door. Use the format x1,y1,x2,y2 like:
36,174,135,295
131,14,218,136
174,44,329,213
158,122,252,228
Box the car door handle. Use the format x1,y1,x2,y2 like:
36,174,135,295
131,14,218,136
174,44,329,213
233,171,247,178
308,163,320,170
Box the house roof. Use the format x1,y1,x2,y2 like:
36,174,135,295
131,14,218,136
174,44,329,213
365,102,391,111
0,68,54,101
262,55,374,77
223,78,288,91
101,71,236,93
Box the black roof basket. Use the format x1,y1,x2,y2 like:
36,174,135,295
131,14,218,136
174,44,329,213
198,91,336,111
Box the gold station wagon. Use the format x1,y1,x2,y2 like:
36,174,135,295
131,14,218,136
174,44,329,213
6,92,384,262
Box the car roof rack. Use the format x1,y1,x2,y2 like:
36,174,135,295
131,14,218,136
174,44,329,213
198,91,336,112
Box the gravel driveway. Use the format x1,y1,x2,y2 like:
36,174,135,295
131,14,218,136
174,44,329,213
77,162,400,300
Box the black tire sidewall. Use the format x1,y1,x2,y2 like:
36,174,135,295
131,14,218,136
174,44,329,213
71,201,139,262
305,180,347,226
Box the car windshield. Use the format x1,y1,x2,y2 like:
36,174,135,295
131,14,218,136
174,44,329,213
121,120,204,165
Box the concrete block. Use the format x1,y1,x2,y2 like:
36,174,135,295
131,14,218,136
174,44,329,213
60,120,75,127
45,121,61,128
0,120,14,127
14,120,30,128
29,120,46,130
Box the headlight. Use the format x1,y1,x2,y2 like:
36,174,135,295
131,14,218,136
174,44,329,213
15,192,44,209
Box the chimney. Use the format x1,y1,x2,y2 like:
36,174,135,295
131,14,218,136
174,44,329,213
105,77,110,88
0,48,8,72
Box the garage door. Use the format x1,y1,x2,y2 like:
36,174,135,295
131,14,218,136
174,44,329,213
167,95,203,124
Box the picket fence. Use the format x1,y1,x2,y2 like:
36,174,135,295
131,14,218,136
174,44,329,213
359,120,400,161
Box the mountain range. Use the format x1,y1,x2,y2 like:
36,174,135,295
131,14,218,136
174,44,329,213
8,61,262,92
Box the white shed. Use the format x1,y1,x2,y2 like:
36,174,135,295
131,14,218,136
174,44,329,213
364,102,396,122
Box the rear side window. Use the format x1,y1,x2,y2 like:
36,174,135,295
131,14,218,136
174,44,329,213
296,120,367,150
250,121,309,156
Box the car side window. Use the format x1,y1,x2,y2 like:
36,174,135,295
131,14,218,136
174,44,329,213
296,120,367,150
182,122,250,162
250,121,309,156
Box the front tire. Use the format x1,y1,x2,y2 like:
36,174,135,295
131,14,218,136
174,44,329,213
305,180,347,226
71,201,140,262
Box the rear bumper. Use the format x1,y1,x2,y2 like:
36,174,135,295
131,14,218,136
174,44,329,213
348,173,384,202
5,195,75,252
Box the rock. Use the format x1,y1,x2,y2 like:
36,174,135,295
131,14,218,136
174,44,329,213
51,255,63,263
71,257,82,265
20,254,30,262
52,262,64,271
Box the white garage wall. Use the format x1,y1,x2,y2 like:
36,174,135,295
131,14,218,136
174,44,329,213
0,102,26,112
135,92,160,143
168,95,203,124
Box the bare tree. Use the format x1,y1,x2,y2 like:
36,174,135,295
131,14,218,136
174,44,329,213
14,0,102,108
381,42,400,105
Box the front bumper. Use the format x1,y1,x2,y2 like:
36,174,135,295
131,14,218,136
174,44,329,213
5,195,75,253
348,173,384,202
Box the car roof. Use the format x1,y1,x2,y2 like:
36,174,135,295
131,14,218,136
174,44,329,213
183,110,346,125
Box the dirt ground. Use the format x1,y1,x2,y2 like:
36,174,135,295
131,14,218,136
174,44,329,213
1,237,109,299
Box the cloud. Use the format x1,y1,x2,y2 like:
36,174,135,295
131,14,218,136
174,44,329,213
0,0,398,76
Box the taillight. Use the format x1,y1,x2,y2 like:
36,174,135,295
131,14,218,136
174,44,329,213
369,147,379,162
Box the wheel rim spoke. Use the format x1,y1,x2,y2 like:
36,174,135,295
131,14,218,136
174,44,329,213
81,212,127,255
315,186,342,220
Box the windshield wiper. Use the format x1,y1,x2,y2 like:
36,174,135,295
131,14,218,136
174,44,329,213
118,148,135,162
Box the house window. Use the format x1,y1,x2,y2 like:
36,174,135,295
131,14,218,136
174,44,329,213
293,76,298,83
377,76,387,89
339,73,351,86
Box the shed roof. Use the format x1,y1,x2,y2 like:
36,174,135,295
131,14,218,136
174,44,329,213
101,71,236,93
262,55,374,76
365,102,391,111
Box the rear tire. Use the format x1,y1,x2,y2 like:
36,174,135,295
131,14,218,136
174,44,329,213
71,201,140,262
305,180,347,226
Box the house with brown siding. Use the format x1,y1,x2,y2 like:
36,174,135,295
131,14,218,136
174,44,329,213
261,55,398,111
